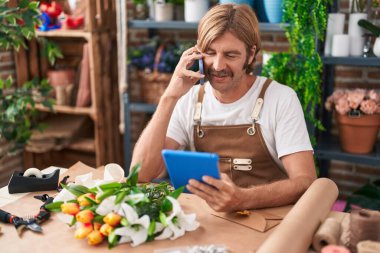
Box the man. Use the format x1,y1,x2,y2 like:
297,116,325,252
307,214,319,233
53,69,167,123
131,4,316,212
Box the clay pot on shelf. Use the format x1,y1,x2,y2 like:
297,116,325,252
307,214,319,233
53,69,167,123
47,69,76,105
336,113,380,154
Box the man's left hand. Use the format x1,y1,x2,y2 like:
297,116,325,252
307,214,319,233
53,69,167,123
186,174,246,212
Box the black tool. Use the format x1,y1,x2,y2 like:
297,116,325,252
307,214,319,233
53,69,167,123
0,209,42,237
33,194,54,224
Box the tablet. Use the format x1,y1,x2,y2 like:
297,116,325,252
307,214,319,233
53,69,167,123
162,150,220,193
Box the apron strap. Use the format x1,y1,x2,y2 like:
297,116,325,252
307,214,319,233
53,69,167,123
193,85,206,137
247,78,272,136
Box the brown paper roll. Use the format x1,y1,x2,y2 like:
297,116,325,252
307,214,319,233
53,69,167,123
257,178,339,253
313,217,342,252
357,240,380,253
350,209,380,253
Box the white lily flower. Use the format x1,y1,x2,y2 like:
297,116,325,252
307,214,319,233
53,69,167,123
155,196,200,240
53,188,76,203
56,213,75,225
124,193,148,205
95,196,121,216
114,203,150,247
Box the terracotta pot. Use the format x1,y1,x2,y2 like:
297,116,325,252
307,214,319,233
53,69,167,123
47,69,75,87
336,113,380,154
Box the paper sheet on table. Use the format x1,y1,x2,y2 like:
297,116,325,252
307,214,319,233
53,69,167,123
211,205,290,232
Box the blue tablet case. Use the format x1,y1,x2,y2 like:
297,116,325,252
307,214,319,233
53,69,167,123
162,150,220,193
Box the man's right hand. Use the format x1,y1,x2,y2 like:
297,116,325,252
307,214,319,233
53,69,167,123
163,46,205,100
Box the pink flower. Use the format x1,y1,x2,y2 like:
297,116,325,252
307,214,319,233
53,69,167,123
360,100,378,115
368,89,379,103
335,97,351,115
325,96,334,111
347,89,365,110
332,89,346,102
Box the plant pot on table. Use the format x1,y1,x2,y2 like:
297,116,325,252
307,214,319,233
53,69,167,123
336,112,380,154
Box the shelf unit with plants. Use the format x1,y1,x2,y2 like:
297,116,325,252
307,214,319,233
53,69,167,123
13,0,122,168
116,0,288,169
316,56,380,173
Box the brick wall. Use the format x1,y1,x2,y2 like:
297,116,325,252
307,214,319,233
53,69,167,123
0,49,23,188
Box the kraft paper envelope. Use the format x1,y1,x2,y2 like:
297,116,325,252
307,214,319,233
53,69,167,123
211,206,290,232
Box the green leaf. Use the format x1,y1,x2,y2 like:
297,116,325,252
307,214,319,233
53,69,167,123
93,215,105,223
161,198,172,213
19,0,30,8
97,189,116,202
62,184,92,197
120,217,129,226
115,190,128,204
44,201,63,212
28,1,40,9
98,182,122,191
108,231,120,249
148,220,156,236
169,186,184,199
126,162,141,186
84,195,98,205
159,211,168,227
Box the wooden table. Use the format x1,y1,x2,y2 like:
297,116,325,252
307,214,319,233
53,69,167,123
0,162,289,253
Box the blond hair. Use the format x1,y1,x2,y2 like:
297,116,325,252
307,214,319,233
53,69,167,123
197,4,261,74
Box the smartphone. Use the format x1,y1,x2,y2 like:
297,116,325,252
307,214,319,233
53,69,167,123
199,58,204,85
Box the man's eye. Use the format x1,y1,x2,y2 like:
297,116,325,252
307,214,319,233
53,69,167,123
226,54,237,58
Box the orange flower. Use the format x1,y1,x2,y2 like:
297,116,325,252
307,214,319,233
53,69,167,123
76,210,94,223
61,203,80,215
87,230,104,245
99,223,114,236
93,222,102,231
103,212,122,226
77,193,96,207
75,223,93,239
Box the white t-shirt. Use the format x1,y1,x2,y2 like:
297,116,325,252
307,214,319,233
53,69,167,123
167,76,313,170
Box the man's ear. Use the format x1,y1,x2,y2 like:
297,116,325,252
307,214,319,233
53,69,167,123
248,46,256,65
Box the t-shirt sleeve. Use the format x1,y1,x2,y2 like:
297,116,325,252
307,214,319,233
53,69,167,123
166,97,190,148
274,90,313,158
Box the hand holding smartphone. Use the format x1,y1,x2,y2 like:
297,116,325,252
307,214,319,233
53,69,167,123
199,58,205,85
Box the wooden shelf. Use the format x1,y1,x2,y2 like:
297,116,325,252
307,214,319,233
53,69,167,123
68,138,95,153
322,56,380,66
36,30,91,40
35,104,95,118
127,20,287,32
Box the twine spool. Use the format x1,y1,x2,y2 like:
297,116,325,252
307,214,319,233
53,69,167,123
357,240,380,253
350,209,380,253
313,218,342,252
321,245,350,253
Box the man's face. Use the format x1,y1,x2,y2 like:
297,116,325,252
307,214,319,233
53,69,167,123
203,32,254,94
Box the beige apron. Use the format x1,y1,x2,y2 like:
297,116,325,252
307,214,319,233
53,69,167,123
192,78,288,188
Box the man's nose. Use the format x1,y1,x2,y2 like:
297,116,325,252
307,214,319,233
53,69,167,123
213,55,226,71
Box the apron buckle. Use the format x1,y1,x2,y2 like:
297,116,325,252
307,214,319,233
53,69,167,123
233,158,253,171
247,126,255,135
197,125,204,138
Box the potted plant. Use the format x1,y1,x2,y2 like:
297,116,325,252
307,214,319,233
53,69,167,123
262,0,330,145
325,89,380,154
132,0,149,20
358,19,380,57
184,0,209,22
155,0,174,21
348,0,368,56
0,0,59,162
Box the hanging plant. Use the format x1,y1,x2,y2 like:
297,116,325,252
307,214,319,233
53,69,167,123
262,0,331,144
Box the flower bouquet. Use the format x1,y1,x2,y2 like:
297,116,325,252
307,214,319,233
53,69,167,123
324,88,380,154
325,88,380,116
45,163,199,248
